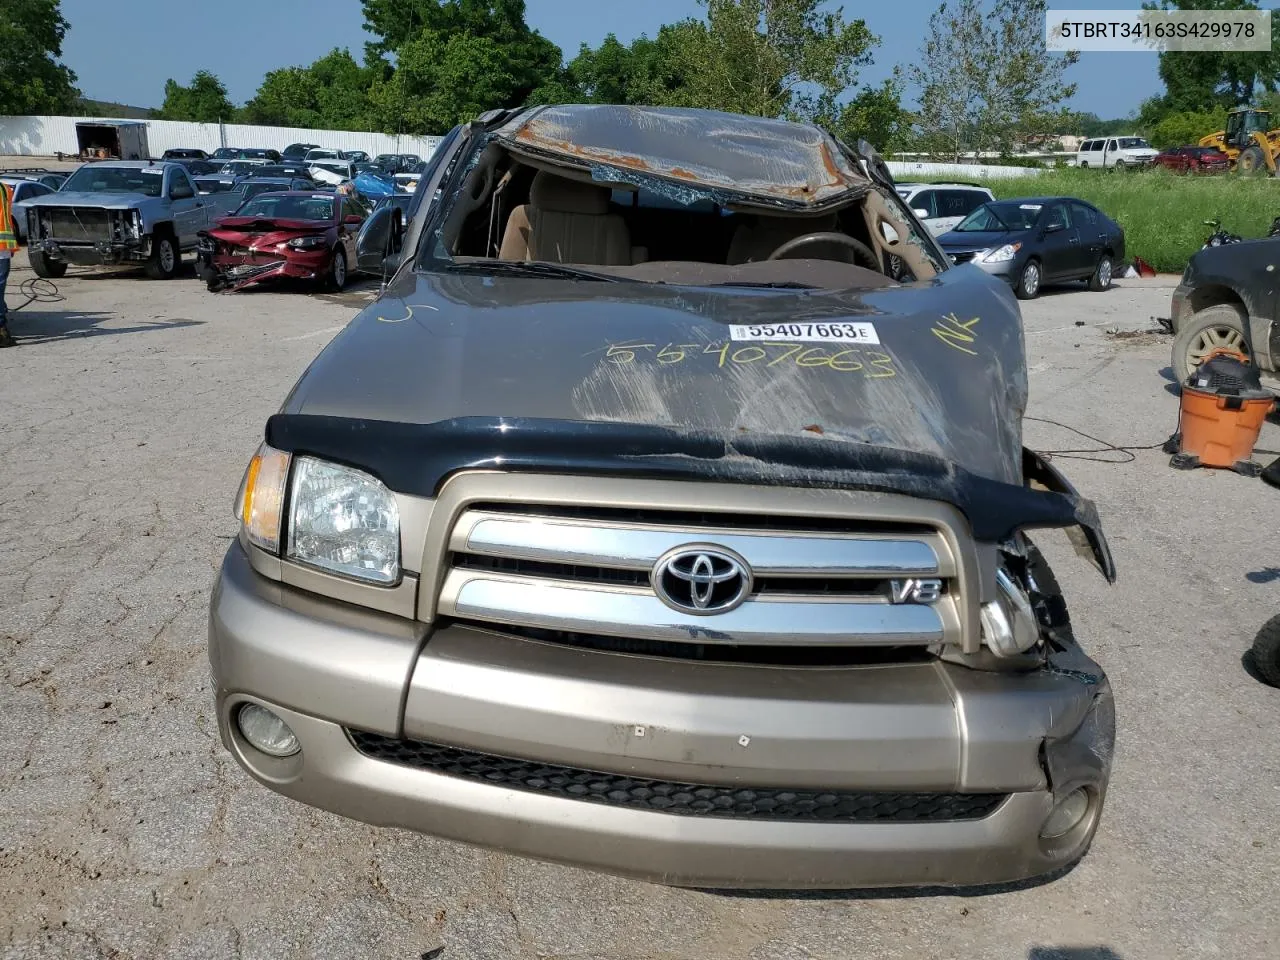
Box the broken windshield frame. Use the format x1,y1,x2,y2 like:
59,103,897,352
413,127,943,286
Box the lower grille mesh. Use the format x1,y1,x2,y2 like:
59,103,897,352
348,731,1006,822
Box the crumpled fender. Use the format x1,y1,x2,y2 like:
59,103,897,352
1021,448,1116,584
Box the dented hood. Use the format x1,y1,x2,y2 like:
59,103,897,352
281,265,1027,485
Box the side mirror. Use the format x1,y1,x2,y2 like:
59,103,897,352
913,208,929,218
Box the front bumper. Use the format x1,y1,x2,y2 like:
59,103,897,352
209,542,1114,889
948,254,1020,285
207,248,331,290
36,238,148,265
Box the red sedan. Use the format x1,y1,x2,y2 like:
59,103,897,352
1153,146,1231,174
200,191,367,292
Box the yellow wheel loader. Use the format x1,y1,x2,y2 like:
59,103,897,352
1200,108,1280,175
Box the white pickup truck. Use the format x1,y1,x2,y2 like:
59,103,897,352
23,160,243,279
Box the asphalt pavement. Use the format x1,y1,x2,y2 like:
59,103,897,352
1,253,1277,960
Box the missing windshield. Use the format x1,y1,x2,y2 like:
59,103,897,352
415,122,943,289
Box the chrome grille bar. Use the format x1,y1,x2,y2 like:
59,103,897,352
439,571,948,646
450,510,948,577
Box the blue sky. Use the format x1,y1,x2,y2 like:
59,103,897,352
61,0,1168,118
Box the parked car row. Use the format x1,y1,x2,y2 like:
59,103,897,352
14,155,414,296
1072,136,1234,175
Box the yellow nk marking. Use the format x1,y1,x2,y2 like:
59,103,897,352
932,313,980,355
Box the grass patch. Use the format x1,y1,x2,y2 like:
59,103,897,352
913,168,1278,273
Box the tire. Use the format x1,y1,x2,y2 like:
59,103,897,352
327,247,347,291
144,232,179,280
1171,304,1248,382
1113,160,1126,172
1250,614,1280,687
1237,145,1268,176
1088,254,1114,292
29,249,67,279
1015,259,1042,300
1080,162,1089,169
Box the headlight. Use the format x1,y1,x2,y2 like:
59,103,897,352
286,235,329,250
234,443,291,553
979,568,1039,657
982,243,1022,263
287,457,400,584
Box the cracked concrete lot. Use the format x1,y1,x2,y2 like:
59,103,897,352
1,252,1277,960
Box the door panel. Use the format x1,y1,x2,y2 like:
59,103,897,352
1038,203,1082,279
1070,201,1107,273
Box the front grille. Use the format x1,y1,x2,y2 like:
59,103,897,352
438,496,965,652
41,207,113,242
348,731,1006,822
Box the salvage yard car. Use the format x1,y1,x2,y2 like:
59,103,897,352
199,190,367,292
939,196,1125,300
209,104,1116,890
1169,235,1280,386
23,160,243,279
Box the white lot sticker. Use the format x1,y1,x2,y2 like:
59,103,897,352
729,322,880,344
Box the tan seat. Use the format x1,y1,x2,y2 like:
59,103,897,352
726,214,842,264
499,172,633,265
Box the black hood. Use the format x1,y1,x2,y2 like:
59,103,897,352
281,265,1028,486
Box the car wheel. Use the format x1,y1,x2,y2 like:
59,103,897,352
1088,255,1113,292
1171,304,1248,382
328,247,347,291
1015,259,1041,300
29,249,67,279
1113,160,1126,172
145,234,179,280
1251,615,1280,687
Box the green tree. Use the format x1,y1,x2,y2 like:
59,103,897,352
909,0,1078,161
154,71,236,123
553,32,691,106
1143,1,1280,116
1148,109,1228,148
0,0,80,114
654,0,878,122
833,77,911,153
361,0,561,109
243,49,381,129
366,29,520,133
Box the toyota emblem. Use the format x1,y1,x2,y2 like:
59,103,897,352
653,546,752,615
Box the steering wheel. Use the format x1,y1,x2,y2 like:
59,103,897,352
766,232,880,271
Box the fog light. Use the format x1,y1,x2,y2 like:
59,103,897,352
237,703,300,757
1041,787,1090,839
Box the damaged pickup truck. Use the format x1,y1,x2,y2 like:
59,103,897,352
23,160,241,279
209,104,1117,890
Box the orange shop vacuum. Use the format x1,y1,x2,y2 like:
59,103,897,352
1163,349,1274,477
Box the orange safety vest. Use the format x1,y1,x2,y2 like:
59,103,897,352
0,183,18,252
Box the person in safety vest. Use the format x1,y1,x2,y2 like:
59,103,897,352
0,180,18,347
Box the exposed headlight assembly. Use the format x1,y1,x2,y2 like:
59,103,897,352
982,242,1022,263
233,445,400,585
980,568,1040,657
287,457,400,584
